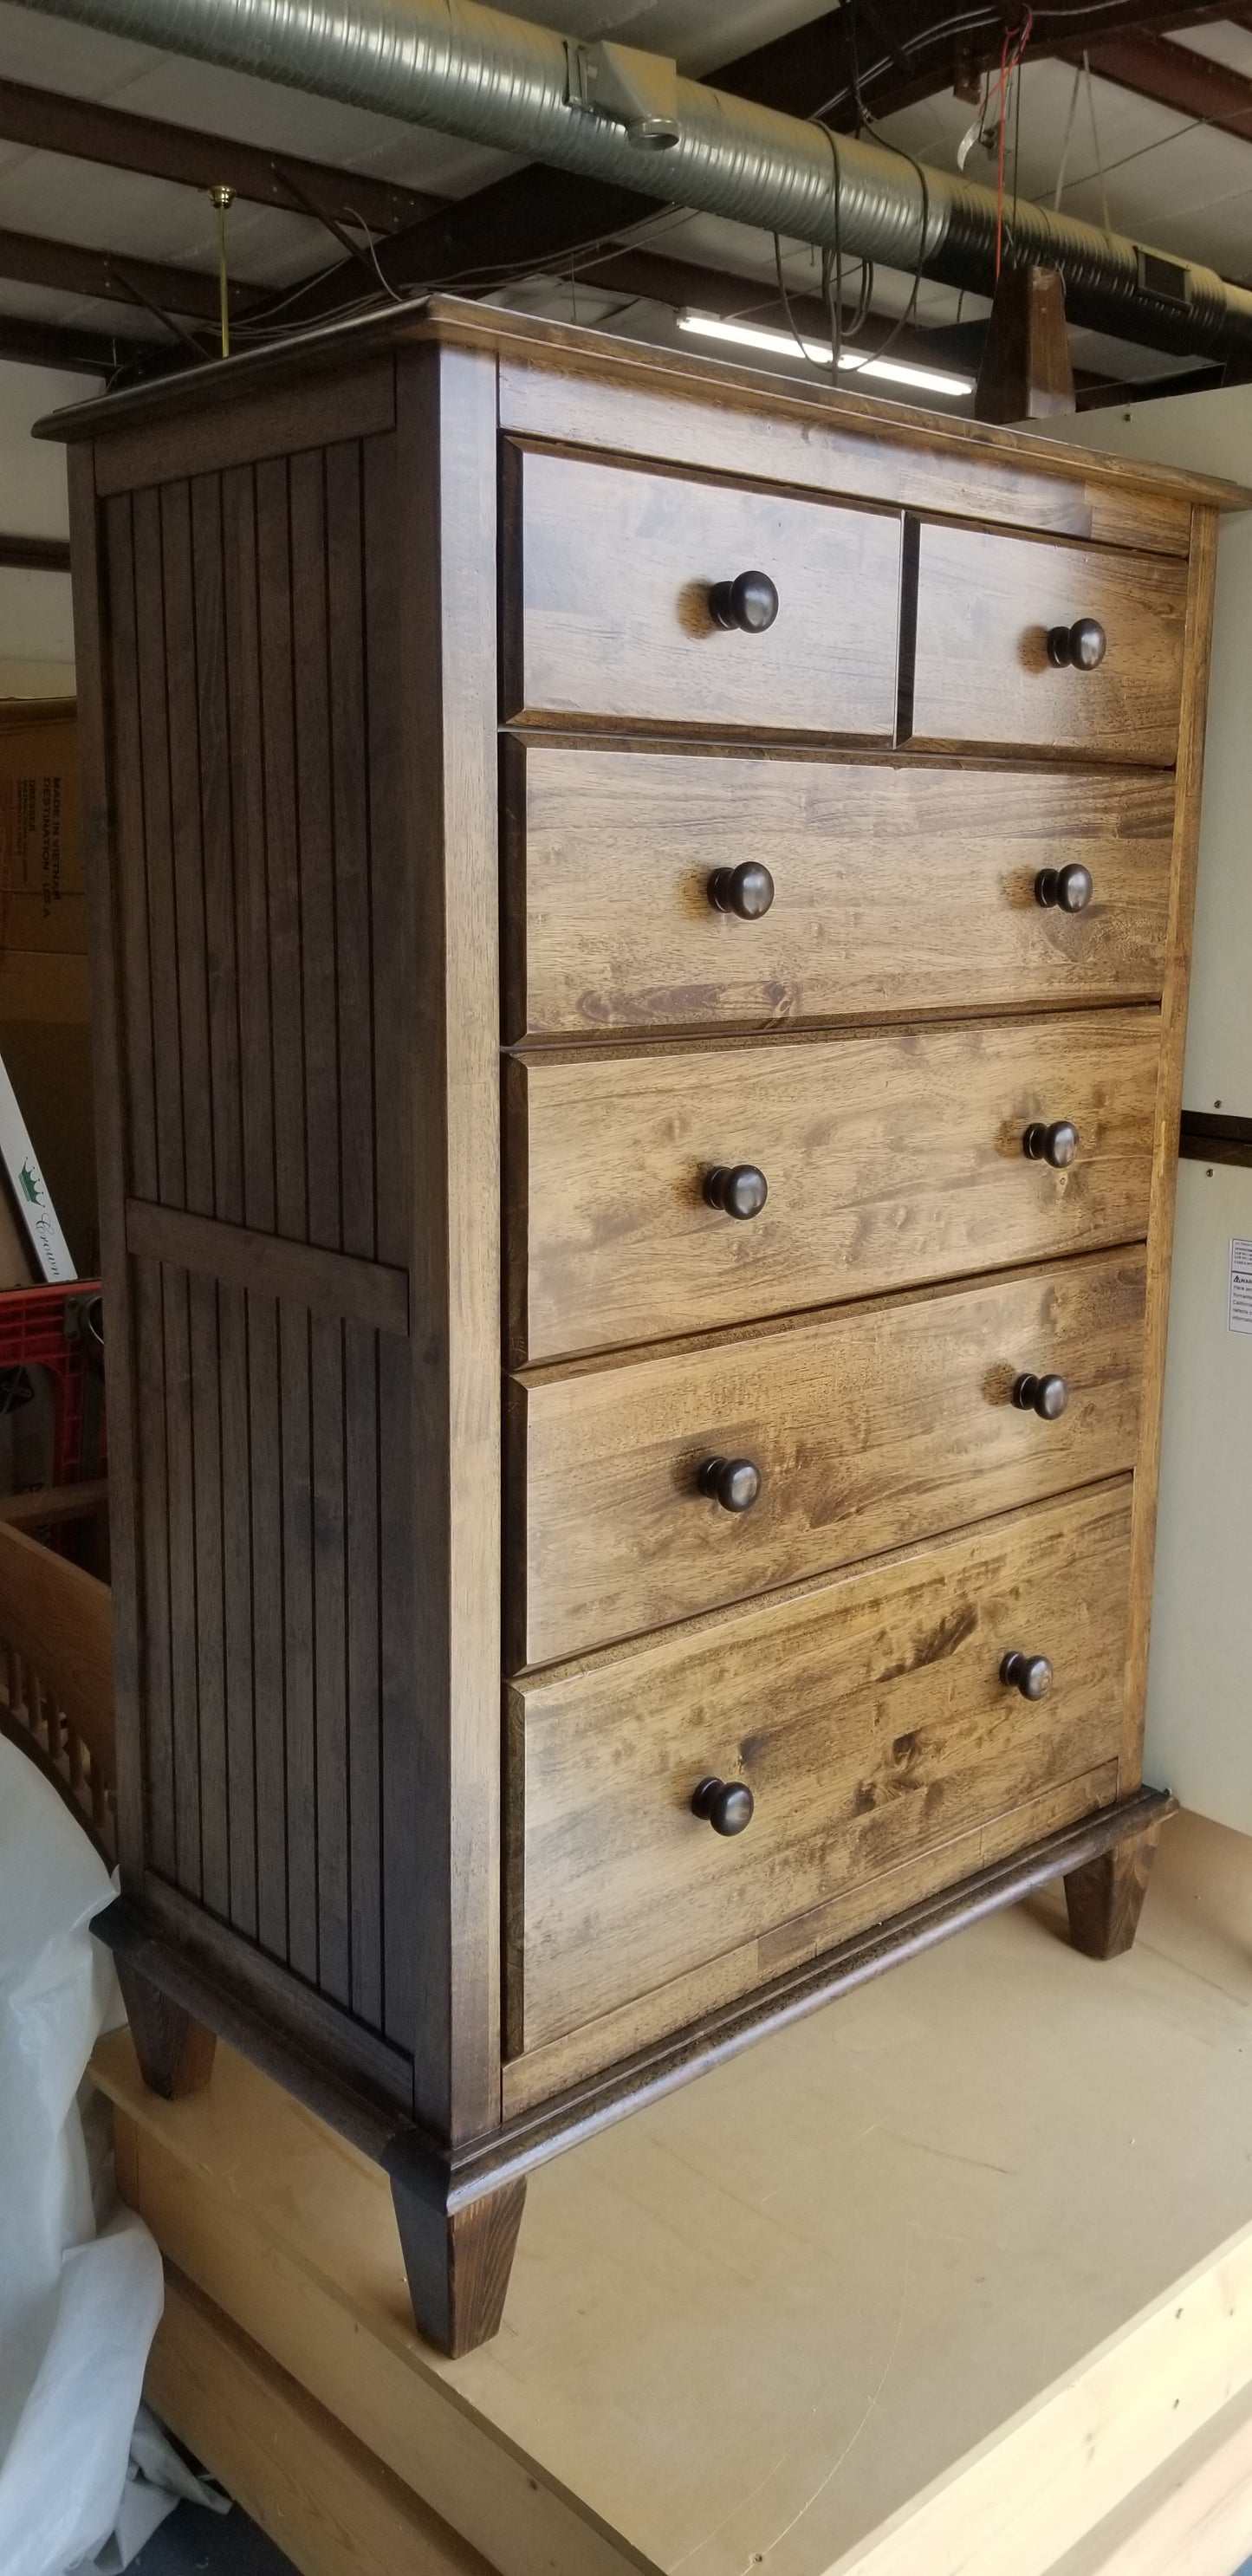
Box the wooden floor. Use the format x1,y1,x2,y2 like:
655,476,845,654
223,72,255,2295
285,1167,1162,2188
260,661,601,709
93,1809,1252,2576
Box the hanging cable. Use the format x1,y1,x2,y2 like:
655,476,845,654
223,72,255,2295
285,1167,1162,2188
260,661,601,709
1083,49,1113,232
210,183,234,358
1053,62,1083,211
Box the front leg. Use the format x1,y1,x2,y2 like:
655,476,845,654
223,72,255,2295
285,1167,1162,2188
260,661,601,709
114,1957,217,2099
1064,1813,1170,1960
390,2156,527,2357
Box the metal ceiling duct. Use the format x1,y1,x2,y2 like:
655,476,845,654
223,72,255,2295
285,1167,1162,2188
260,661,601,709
14,0,1252,360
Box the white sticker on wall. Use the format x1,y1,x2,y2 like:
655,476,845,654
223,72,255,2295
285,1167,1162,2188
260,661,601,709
1229,1239,1252,1334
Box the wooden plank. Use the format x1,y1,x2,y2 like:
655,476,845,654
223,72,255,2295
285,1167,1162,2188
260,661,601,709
217,1277,257,1941
130,1250,175,1876
130,483,185,1210
188,1268,229,1918
0,1479,109,1528
1120,507,1220,1788
245,1288,286,1961
220,462,277,1238
344,1316,381,2030
124,1200,408,1336
908,522,1189,766
280,1299,317,1984
325,438,377,1264
509,1010,1160,1365
92,357,396,497
101,493,158,1204
289,446,341,1254
398,339,503,2140
89,1801,1252,2576
361,426,409,1274
509,1484,1131,2052
190,470,244,1229
506,444,901,739
0,1514,112,1770
509,1248,1146,1668
162,1264,201,1897
1049,2374,1252,2573
146,2267,495,2576
159,478,216,1217
256,453,308,1249
311,1309,350,2008
494,346,1207,555
506,744,1175,1041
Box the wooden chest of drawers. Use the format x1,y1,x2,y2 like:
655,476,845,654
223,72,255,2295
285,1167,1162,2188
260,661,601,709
47,296,1239,2356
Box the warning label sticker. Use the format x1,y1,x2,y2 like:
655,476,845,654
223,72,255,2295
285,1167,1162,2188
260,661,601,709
1229,1239,1252,1334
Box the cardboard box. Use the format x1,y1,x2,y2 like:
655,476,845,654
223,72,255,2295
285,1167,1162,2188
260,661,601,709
0,698,85,957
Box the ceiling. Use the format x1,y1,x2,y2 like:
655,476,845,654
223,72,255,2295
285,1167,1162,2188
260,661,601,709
2,0,1252,419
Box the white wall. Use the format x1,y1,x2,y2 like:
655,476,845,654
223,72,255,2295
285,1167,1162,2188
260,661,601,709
0,359,103,698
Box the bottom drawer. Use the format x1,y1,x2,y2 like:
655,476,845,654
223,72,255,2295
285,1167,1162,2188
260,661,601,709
506,1482,1131,2059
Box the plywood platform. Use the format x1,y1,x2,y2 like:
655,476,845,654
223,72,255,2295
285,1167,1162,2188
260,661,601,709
92,1809,1252,2576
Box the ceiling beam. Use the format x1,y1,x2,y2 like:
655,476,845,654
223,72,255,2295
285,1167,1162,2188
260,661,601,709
0,75,439,236
1076,29,1252,142
252,0,1236,334
0,312,120,373
0,225,262,326
0,533,72,571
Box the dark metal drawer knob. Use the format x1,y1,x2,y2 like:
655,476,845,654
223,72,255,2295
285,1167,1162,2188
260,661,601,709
1047,617,1106,671
708,861,775,919
691,1775,755,1835
704,1163,768,1220
698,1455,762,1512
1023,1118,1079,1168
1035,864,1093,913
708,569,779,633
1001,1650,1054,1701
1014,1372,1069,1419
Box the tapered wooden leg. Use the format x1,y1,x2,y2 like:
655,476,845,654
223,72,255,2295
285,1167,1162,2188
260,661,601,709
391,2169,527,2357
115,1958,217,2099
1064,1817,1168,1960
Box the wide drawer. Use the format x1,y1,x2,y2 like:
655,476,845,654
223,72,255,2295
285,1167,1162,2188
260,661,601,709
509,1011,1159,1365
907,522,1189,764
503,446,902,737
505,746,1176,1041
507,1249,1145,1667
507,1482,1131,2050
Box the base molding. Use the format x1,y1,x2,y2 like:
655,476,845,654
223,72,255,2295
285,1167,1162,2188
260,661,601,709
92,1783,1175,2348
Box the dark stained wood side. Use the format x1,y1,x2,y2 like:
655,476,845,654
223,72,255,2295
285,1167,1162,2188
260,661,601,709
1064,1808,1173,1957
398,339,503,2143
124,1201,407,1335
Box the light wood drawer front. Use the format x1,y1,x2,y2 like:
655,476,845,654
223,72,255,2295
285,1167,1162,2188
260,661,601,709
508,1249,1145,1667
509,1483,1131,2049
506,448,902,737
507,747,1175,1040
908,523,1188,764
511,1012,1159,1365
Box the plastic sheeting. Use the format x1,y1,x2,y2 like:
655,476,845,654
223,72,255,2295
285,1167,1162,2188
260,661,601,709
0,1736,170,2575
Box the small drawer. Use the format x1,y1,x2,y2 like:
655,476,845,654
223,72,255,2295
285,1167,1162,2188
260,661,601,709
907,522,1188,764
509,1010,1159,1365
507,1247,1145,1667
507,1482,1130,2051
504,446,902,738
505,744,1175,1040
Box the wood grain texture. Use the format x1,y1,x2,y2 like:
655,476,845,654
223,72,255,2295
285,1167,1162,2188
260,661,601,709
1120,508,1219,1790
509,1249,1145,1667
0,1515,112,1772
506,744,1174,1040
503,1755,1122,2106
146,2268,494,2576
398,341,503,2142
509,1011,1159,1365
1064,1811,1171,1961
115,1957,217,2099
91,355,396,496
509,1483,1132,2051
505,444,902,737
392,2170,528,2360
68,445,146,1878
908,522,1190,763
124,1199,409,1335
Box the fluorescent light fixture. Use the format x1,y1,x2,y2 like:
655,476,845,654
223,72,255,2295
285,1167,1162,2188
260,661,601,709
677,308,973,399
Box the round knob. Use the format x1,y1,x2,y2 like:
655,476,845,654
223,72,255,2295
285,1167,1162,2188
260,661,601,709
708,570,779,633
1047,617,1106,671
1001,1650,1054,1701
1013,1372,1069,1419
1035,864,1093,914
708,861,775,920
704,1164,768,1220
698,1456,761,1513
1023,1119,1079,1168
691,1775,755,1835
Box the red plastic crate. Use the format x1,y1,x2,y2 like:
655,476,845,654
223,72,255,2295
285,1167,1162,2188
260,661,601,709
0,1281,106,1484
